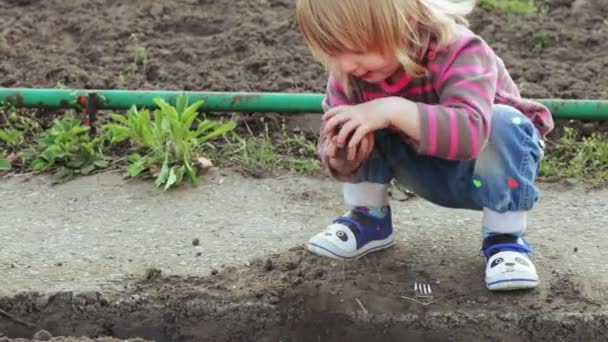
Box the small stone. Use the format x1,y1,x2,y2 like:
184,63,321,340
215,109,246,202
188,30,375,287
574,247,579,253
196,252,202,257
211,269,219,275
477,296,489,303
179,261,188,266
315,268,327,279
269,296,280,304
33,330,52,341
192,238,200,246
264,259,274,271
56,262,63,267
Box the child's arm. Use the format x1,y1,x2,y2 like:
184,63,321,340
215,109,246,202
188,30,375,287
406,35,498,160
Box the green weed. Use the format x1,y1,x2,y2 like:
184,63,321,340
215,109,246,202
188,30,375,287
130,33,151,72
218,119,320,176
104,94,236,190
1,110,43,171
529,32,556,49
0,111,41,146
0,157,10,170
115,33,152,87
19,116,108,182
0,129,24,147
541,128,608,186
144,266,162,280
479,0,538,14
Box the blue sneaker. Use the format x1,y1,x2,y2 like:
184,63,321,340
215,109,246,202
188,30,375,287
482,234,539,291
307,207,395,260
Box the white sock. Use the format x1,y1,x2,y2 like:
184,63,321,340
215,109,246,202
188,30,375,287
482,209,527,237
342,182,389,208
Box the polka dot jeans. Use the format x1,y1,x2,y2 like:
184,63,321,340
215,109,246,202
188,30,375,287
349,104,545,213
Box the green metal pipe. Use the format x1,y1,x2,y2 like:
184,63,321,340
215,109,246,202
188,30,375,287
1,88,607,120
0,88,324,114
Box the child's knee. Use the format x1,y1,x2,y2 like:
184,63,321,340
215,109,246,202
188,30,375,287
479,105,544,170
472,105,544,212
489,105,544,159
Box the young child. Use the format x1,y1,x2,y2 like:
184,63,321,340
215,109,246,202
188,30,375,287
296,0,554,291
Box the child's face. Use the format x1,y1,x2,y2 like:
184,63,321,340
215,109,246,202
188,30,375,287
333,51,402,83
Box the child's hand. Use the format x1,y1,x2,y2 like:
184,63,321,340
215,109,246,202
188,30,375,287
322,133,374,176
322,98,394,152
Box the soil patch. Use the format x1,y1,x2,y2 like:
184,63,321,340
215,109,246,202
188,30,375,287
0,0,606,99
1,247,607,342
1,0,607,135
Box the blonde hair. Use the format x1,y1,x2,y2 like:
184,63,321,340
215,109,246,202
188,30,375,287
297,0,475,95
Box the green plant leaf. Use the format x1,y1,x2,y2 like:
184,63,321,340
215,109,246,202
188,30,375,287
40,148,59,164
184,160,197,184
81,163,96,175
0,129,23,146
155,160,170,187
54,167,75,183
176,94,188,118
175,165,185,185
164,167,178,190
0,158,11,170
154,98,179,122
181,101,204,130
109,113,130,125
31,158,49,171
103,124,131,144
199,121,237,143
127,163,145,178
127,153,143,162
195,120,217,136
94,160,109,168
139,108,155,147
66,157,86,168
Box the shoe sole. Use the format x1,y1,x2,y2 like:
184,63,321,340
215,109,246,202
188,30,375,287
307,234,395,260
486,272,540,291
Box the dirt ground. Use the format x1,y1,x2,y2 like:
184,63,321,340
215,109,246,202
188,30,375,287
1,0,608,341
1,0,607,133
1,171,608,341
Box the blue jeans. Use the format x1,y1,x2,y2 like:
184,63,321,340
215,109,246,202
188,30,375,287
351,105,545,213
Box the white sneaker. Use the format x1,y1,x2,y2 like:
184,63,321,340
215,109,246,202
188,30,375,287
483,235,539,291
307,207,395,260
485,250,539,290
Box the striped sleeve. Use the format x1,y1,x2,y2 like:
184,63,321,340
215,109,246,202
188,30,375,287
322,73,352,110
415,36,497,160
